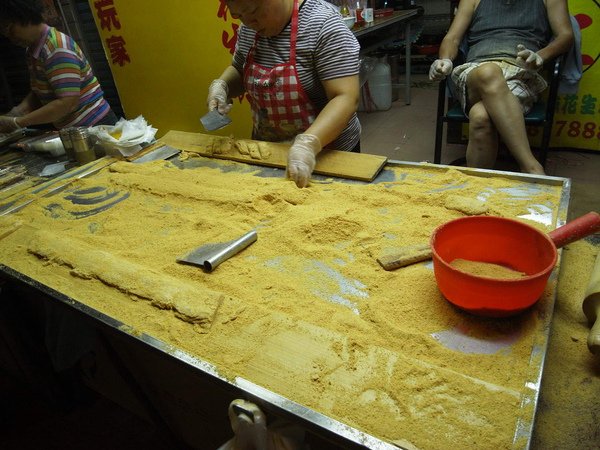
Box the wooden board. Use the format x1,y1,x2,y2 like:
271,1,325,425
159,130,387,182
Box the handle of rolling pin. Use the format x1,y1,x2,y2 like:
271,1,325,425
588,301,600,355
377,244,432,271
583,252,600,355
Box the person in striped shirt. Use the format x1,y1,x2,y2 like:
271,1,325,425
0,0,118,133
207,0,361,188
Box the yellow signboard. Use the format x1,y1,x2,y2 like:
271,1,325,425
545,0,599,151
89,1,597,151
88,0,251,139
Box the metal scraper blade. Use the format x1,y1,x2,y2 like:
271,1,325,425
177,230,257,272
200,110,232,131
132,145,180,163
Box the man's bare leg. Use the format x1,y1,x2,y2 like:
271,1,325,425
466,63,545,175
466,102,498,169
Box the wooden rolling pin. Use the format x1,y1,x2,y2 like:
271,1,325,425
583,251,600,355
377,243,432,271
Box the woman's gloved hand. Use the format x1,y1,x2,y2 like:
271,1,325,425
287,133,321,188
0,115,21,133
428,58,453,81
516,44,544,71
207,79,233,114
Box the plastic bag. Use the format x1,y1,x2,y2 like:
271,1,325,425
89,115,157,157
216,400,306,450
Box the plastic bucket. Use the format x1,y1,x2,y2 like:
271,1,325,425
359,61,392,112
431,213,600,317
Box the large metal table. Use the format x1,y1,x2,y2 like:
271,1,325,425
0,150,571,449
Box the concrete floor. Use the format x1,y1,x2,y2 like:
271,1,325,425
358,74,600,222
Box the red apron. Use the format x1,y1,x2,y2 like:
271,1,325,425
243,0,318,142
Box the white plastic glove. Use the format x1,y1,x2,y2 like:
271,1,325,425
0,115,21,133
287,133,321,188
207,79,232,114
516,44,544,71
429,58,453,81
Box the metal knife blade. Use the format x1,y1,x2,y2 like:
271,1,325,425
132,145,180,164
200,110,232,131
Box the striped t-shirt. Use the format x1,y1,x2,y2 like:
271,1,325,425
232,0,361,151
27,25,110,129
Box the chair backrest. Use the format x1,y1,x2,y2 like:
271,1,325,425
436,36,468,122
527,56,563,123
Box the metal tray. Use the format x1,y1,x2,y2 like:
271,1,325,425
0,158,571,449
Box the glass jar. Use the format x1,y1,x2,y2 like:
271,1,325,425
340,1,350,16
71,127,96,165
59,127,76,161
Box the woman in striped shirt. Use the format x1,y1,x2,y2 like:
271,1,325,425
0,0,118,133
207,0,361,188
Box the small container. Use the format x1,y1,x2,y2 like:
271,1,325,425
342,16,355,28
59,128,76,161
71,127,96,165
340,1,350,16
355,7,364,25
431,213,600,317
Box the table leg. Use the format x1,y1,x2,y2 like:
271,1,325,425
405,22,411,105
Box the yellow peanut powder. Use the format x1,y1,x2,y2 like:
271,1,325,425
0,157,572,449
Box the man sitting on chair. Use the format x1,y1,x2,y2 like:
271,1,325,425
429,0,573,175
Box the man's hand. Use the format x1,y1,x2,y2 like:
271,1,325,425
287,134,321,188
516,44,544,71
428,59,453,81
0,115,21,133
207,79,232,114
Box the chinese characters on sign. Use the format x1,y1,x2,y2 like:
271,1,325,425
216,1,248,105
527,94,600,142
93,0,130,66
526,90,600,142
525,6,600,150
218,0,239,55
553,92,600,140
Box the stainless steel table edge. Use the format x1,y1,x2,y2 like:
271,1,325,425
352,10,420,39
384,159,570,186
513,177,570,450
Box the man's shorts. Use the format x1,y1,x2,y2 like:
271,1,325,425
450,60,548,115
